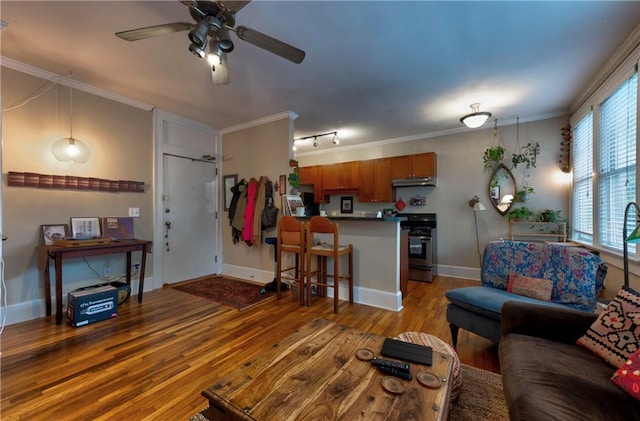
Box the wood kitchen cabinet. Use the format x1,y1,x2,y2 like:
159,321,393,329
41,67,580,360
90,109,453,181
299,165,324,203
322,161,359,192
358,158,393,202
391,152,437,179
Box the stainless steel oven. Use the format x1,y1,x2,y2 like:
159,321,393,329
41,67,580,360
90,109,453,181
401,214,437,283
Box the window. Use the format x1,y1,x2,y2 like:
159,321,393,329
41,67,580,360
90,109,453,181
572,112,593,243
598,72,637,252
572,71,637,253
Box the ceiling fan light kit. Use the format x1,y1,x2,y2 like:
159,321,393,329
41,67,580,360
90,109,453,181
460,103,492,128
116,0,306,85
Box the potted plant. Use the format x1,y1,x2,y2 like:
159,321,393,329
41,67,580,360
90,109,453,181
288,159,300,194
537,209,565,222
511,142,540,169
508,206,534,222
515,185,535,202
483,145,505,172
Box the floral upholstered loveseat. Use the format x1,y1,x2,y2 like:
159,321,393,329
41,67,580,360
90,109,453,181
445,240,607,347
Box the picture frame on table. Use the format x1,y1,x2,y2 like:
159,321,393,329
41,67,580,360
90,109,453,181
341,196,353,214
70,217,101,239
41,224,69,246
284,194,304,216
224,174,238,211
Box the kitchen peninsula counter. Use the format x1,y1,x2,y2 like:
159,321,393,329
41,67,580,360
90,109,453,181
294,215,407,311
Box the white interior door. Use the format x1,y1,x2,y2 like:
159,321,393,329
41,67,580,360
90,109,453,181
162,154,217,284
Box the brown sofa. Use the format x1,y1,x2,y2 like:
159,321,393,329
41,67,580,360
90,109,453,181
499,301,640,421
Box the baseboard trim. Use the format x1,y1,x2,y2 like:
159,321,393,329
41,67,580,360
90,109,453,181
222,264,272,285
437,265,481,281
5,276,152,326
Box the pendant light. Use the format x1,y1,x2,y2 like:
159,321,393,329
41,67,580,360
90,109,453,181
460,103,492,128
52,73,90,163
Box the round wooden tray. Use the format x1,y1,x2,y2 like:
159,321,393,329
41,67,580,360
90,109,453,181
417,371,442,389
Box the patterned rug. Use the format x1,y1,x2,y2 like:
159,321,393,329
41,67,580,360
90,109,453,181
188,364,508,420
171,276,276,310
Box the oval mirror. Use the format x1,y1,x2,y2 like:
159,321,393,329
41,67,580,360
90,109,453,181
488,163,516,216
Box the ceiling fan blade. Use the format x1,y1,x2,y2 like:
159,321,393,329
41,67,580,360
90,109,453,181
220,1,251,13
116,22,193,41
235,26,305,64
211,53,230,85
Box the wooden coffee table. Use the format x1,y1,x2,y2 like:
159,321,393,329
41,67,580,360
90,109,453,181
201,318,453,420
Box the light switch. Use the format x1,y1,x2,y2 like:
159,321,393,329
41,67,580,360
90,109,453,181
129,208,140,217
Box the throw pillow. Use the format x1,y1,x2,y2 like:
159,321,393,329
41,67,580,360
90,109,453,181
577,286,640,368
612,348,640,400
507,274,553,301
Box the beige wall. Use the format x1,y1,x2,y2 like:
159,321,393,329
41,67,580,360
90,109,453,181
2,67,153,322
221,118,293,281
296,117,572,275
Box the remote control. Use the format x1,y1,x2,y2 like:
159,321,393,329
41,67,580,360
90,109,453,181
378,365,413,381
371,358,410,372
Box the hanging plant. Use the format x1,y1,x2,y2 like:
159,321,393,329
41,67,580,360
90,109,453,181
510,117,540,169
515,185,535,202
483,119,504,172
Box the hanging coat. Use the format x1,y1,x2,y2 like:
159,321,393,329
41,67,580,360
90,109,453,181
252,176,268,246
242,178,259,245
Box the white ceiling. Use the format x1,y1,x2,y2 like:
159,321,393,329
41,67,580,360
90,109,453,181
1,1,639,154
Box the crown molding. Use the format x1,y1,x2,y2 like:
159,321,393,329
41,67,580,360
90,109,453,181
221,111,298,134
1,56,154,111
570,23,640,113
294,111,568,158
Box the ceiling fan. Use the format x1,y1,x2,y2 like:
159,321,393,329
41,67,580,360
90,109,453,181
115,0,305,85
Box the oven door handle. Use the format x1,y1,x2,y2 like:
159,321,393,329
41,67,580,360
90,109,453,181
408,236,430,241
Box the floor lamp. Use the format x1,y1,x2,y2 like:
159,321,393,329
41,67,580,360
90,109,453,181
469,196,486,262
623,201,640,288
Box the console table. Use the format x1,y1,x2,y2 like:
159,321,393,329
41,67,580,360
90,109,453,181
37,240,151,325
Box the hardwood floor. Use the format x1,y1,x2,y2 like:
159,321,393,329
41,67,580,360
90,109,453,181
0,276,499,420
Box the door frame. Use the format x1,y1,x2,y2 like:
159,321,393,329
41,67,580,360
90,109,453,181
152,109,222,290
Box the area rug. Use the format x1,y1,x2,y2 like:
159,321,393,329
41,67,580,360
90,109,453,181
188,364,508,420
171,276,276,310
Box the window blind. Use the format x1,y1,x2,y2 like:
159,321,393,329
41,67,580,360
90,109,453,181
572,112,593,243
598,72,637,252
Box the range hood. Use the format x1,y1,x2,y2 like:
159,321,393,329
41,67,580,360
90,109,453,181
392,177,436,187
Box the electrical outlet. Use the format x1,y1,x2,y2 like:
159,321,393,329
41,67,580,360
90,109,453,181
103,267,111,277
129,207,140,217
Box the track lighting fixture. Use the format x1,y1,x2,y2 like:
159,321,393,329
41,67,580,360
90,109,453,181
294,131,340,149
460,103,492,128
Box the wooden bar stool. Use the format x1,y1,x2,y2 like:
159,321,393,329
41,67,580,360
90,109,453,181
276,216,306,304
305,216,354,313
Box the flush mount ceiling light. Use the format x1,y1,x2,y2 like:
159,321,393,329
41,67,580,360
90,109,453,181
293,131,340,150
460,103,492,128
52,73,90,164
